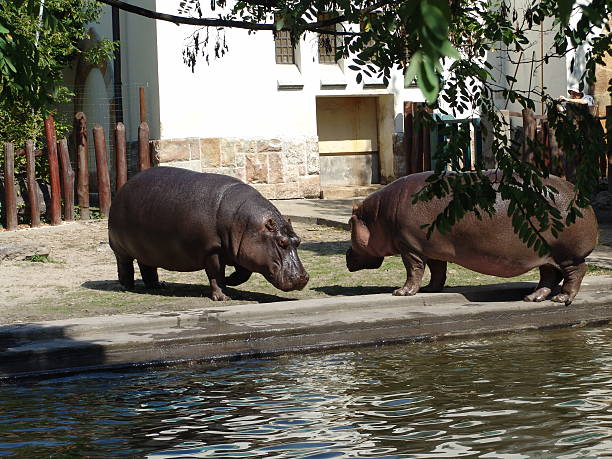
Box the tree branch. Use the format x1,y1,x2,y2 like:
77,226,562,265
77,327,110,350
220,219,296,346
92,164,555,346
94,0,394,35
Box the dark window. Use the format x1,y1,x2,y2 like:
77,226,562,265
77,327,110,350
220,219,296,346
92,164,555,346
274,16,295,64
318,13,340,64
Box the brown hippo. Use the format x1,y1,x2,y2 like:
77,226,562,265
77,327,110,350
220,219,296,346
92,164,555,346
346,171,598,305
108,166,309,300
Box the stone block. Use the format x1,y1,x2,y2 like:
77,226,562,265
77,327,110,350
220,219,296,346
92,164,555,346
251,183,276,199
200,138,221,167
275,182,300,199
268,152,285,184
245,154,269,184
298,175,321,198
282,140,306,166
151,139,191,163
257,139,282,152
220,139,238,167
0,243,50,262
164,160,202,172
285,164,300,182
240,140,258,154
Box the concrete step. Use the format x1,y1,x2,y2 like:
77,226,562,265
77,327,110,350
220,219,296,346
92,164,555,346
320,185,383,200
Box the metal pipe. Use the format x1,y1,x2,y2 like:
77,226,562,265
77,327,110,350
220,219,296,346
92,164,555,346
112,6,124,124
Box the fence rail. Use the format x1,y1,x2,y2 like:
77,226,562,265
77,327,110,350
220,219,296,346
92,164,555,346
402,104,611,191
2,113,152,231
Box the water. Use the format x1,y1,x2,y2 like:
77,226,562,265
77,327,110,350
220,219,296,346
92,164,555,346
1,326,611,458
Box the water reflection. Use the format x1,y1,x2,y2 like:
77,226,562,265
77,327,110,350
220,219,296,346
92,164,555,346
0,327,610,457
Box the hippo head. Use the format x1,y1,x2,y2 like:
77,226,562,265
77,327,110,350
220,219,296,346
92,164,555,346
237,216,309,291
346,213,384,272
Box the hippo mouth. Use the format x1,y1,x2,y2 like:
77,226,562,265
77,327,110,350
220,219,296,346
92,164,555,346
265,250,309,291
346,247,384,272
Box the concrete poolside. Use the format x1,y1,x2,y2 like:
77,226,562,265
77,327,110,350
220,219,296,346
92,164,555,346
0,197,611,379
1,276,610,379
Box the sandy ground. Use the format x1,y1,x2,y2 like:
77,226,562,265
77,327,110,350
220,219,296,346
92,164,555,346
1,219,610,325
0,220,350,323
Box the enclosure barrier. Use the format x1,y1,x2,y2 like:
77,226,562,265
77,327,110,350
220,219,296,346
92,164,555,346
402,104,610,190
2,110,152,230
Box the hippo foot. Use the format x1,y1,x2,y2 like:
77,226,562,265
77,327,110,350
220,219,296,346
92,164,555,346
211,291,231,301
120,282,135,291
551,293,573,306
523,287,552,302
393,286,418,296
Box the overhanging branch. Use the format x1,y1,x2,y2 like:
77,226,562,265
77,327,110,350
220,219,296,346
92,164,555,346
94,0,396,35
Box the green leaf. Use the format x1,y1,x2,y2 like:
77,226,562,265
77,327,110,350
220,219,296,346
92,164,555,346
404,50,422,87
557,0,574,25
420,0,449,39
275,18,285,31
439,39,460,60
0,24,9,34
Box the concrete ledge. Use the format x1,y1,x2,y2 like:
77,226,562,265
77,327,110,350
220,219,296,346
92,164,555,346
1,276,610,380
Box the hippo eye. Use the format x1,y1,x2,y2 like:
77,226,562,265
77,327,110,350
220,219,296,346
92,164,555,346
277,236,290,249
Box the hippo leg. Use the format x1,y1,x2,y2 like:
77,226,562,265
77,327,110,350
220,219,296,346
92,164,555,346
420,259,447,293
204,255,231,301
394,251,426,296
524,265,563,302
550,261,588,306
225,265,253,286
138,262,162,289
115,254,135,290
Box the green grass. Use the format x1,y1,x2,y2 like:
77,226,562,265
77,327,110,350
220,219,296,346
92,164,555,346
8,223,611,322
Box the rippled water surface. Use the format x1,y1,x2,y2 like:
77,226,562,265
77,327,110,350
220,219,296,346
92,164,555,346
1,326,611,457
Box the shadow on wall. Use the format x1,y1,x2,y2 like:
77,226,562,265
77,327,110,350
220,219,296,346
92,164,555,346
0,324,107,379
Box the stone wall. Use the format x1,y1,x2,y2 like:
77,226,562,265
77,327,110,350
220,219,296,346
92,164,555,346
151,137,321,199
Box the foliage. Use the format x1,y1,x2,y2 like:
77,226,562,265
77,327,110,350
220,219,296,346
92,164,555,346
80,0,612,252
0,0,113,148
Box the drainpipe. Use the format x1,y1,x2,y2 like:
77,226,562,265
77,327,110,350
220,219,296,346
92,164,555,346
111,6,124,123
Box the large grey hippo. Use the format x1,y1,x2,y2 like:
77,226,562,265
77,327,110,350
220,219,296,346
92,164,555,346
108,167,309,300
346,171,598,305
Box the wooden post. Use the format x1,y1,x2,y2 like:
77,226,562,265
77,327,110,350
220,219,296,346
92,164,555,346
25,140,40,228
138,121,151,172
606,105,612,193
93,125,112,218
422,108,432,171
412,103,425,173
139,87,147,123
44,115,62,225
114,122,128,191
404,102,414,175
75,112,90,220
3,143,17,230
57,138,75,221
522,108,536,164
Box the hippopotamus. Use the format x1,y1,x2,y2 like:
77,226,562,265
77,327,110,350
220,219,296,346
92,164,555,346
346,171,598,305
108,166,309,300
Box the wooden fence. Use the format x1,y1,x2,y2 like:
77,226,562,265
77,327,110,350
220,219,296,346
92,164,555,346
403,103,612,191
1,114,152,231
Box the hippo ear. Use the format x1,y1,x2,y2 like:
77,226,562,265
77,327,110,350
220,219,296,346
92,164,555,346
352,201,363,214
265,218,278,233
350,215,370,249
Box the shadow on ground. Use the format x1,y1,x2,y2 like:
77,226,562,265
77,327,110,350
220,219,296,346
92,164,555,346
300,240,349,255
82,280,292,303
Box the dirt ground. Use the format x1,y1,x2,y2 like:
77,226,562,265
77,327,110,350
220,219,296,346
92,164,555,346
0,219,610,325
0,220,353,324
